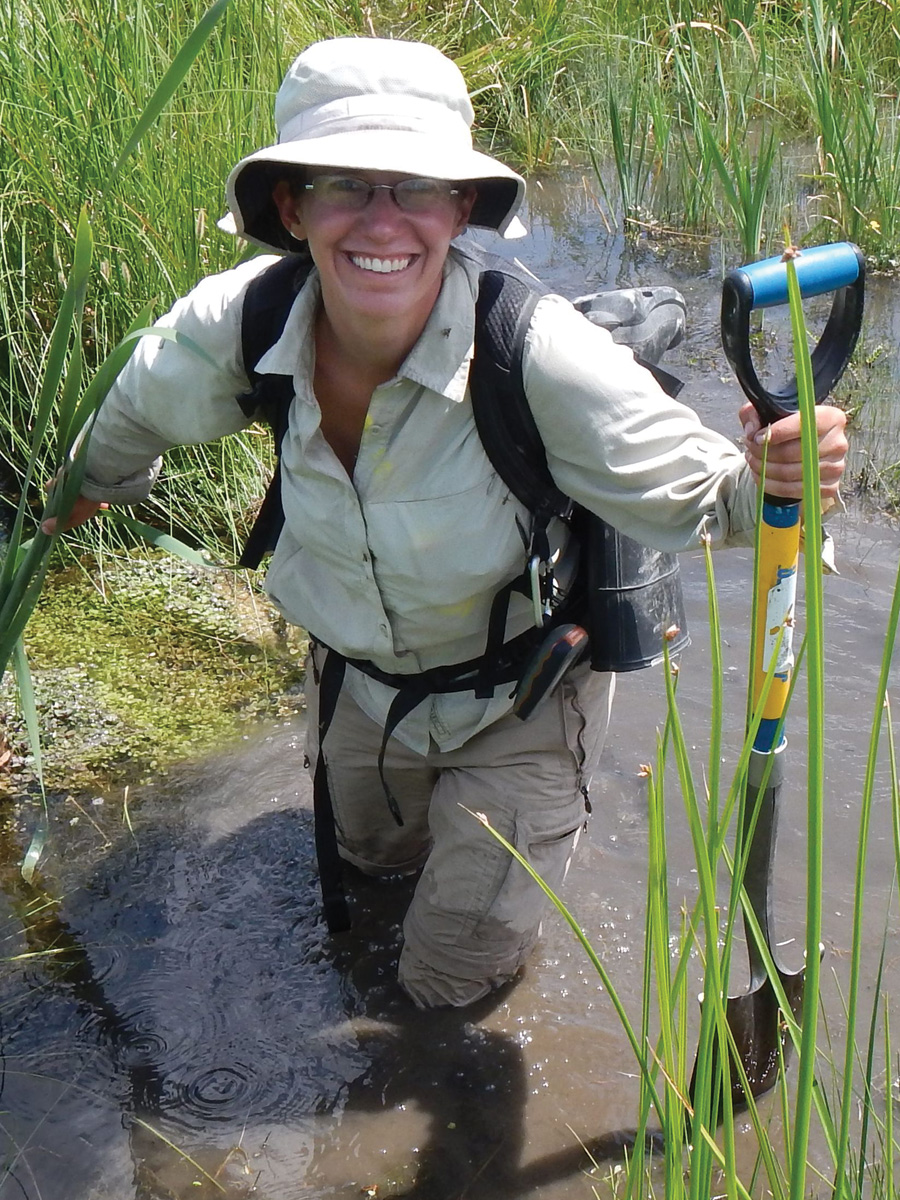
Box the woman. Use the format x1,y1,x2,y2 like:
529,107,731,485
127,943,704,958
53,37,847,1007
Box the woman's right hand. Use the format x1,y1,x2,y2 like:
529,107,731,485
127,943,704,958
41,494,108,535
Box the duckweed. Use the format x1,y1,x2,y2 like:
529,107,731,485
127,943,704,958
0,549,307,794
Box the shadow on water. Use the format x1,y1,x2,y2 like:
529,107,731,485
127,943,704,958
0,744,659,1200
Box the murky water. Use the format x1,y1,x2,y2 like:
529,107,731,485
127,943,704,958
2,182,900,1199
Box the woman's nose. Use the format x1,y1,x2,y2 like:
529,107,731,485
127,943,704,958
356,186,408,230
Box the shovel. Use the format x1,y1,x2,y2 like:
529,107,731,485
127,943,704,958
691,242,865,1114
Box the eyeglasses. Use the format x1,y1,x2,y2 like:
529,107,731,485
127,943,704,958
303,175,461,213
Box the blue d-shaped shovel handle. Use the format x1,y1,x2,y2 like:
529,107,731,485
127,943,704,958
721,242,865,427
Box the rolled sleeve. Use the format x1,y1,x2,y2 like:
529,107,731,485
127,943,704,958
522,293,758,550
79,459,163,505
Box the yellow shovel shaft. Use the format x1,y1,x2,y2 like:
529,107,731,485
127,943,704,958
751,501,801,744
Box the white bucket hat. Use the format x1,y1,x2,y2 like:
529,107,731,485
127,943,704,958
224,37,526,254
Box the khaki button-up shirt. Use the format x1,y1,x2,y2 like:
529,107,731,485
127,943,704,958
81,247,756,752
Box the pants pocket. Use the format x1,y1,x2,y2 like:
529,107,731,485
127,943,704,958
470,801,585,948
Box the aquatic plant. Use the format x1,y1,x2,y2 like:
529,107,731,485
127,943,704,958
694,115,779,260
564,1,900,258
606,78,660,231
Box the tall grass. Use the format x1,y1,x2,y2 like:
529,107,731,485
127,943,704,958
0,0,257,880
567,2,900,261
602,79,659,230
0,0,365,554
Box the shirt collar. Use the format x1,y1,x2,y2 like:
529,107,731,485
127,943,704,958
255,246,480,405
396,247,478,402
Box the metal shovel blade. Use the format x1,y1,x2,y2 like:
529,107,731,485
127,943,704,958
722,955,806,1107
691,748,805,1116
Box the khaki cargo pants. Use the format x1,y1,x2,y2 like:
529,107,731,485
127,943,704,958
305,649,614,1008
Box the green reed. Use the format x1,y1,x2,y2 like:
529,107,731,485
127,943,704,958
828,533,900,1197
477,259,900,1197
563,2,900,260
606,80,658,229
0,0,245,667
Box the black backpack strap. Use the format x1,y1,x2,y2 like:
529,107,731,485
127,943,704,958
237,253,314,568
238,252,313,408
471,269,573,653
635,356,684,399
238,458,289,568
470,270,570,522
470,268,684,519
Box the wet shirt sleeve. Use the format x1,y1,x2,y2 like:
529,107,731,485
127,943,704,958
79,256,280,504
522,293,758,550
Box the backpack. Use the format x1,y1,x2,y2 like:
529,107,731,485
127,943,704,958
236,246,689,931
237,246,689,670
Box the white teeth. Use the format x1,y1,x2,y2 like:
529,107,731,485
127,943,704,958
350,255,410,273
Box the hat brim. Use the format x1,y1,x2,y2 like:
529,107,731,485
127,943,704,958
225,131,525,254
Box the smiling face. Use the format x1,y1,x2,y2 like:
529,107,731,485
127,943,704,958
273,170,475,339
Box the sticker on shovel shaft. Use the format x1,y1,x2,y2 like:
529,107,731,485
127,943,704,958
764,565,796,677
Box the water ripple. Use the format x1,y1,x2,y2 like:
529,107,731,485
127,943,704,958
179,1063,251,1116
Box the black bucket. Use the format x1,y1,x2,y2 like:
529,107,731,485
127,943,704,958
585,521,689,672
